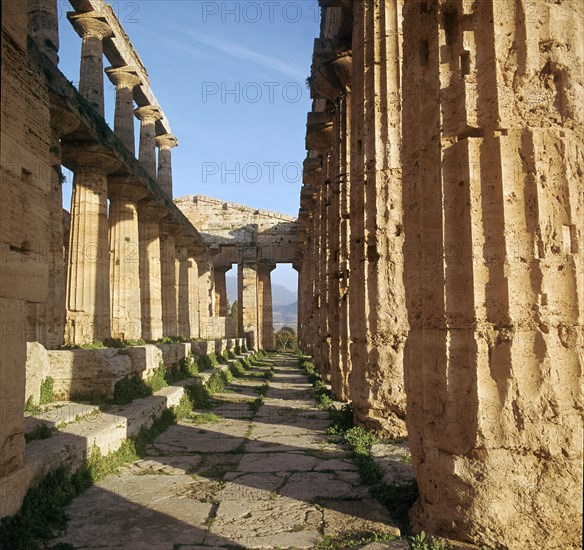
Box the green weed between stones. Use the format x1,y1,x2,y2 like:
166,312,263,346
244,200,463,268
408,531,451,550
316,530,397,549
297,356,420,534
0,386,199,549
40,377,54,405
24,423,54,444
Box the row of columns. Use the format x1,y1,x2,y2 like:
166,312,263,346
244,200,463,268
299,1,583,548
235,259,275,351
60,9,213,345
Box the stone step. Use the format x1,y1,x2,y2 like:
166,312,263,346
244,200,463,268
23,378,194,498
24,401,100,433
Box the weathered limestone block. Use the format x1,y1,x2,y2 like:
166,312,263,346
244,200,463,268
124,386,186,438
0,299,27,509
191,340,215,357
25,342,51,404
215,339,228,356
118,344,163,380
155,343,189,368
401,0,583,548
47,349,132,400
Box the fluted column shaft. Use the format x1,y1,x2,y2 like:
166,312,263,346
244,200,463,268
348,0,407,437
238,262,259,350
176,243,190,338
160,228,178,337
106,67,140,154
108,183,147,340
213,267,229,317
135,106,162,179
68,13,112,117
197,258,215,338
65,152,119,344
258,264,276,350
139,202,165,341
156,134,178,197
186,251,201,339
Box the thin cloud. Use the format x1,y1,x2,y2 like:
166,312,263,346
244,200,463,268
174,28,306,81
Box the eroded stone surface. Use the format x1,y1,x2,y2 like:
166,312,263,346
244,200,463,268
53,354,403,549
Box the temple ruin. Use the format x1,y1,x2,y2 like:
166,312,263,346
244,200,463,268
1,0,582,549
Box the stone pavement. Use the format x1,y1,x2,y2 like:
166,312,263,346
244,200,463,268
53,353,405,549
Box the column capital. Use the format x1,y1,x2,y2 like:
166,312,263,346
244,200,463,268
213,264,232,274
105,66,141,90
258,261,277,274
160,219,184,236
138,199,168,222
155,133,178,150
134,105,162,124
175,235,194,247
187,244,206,257
61,148,120,175
50,105,80,137
108,178,150,201
68,12,113,40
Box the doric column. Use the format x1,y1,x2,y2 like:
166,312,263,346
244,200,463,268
155,134,178,197
338,93,352,402
28,0,59,63
134,106,162,179
258,263,276,350
63,150,120,345
68,12,112,117
347,0,407,437
159,220,181,337
175,237,191,338
213,266,230,317
138,200,166,341
197,257,215,338
401,0,583,547
108,180,148,340
238,260,259,350
105,66,141,154
186,245,203,339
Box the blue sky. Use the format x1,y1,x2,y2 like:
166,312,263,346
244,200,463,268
57,0,320,292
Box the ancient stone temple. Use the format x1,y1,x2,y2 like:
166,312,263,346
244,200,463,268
1,1,582,549
0,0,292,521
297,0,583,549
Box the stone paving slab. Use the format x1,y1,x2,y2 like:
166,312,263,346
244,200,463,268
51,353,408,549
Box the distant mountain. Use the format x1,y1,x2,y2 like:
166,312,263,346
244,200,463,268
273,301,298,330
226,276,297,306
